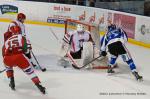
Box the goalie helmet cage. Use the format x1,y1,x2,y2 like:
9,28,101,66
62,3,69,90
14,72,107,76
64,19,109,69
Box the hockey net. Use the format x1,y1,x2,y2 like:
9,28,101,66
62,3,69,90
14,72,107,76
64,19,108,69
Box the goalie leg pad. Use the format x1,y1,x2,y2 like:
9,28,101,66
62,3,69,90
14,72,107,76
82,42,93,67
59,42,70,57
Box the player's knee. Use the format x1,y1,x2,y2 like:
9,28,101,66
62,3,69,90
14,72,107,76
23,66,40,84
23,66,34,75
121,54,131,62
5,67,14,78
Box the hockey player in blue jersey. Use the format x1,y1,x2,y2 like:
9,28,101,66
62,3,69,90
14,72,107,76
100,24,143,81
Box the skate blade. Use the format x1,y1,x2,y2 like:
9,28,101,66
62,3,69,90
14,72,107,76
107,72,115,76
137,77,143,82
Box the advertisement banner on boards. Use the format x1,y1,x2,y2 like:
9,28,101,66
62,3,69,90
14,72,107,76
113,13,136,39
0,2,18,19
47,4,72,24
47,4,101,25
135,16,150,43
0,4,18,14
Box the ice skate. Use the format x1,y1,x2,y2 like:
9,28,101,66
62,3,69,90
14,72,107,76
35,83,46,94
107,66,115,74
9,77,15,90
132,71,143,81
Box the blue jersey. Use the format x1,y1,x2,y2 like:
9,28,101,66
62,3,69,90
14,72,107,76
100,28,128,51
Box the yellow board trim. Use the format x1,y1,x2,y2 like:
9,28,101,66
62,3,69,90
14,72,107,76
0,18,150,49
128,38,150,48
0,18,65,28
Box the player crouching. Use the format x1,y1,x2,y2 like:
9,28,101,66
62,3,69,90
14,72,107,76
100,24,143,81
60,24,96,68
2,26,46,94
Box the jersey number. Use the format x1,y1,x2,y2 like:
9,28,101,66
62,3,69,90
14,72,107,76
6,36,20,49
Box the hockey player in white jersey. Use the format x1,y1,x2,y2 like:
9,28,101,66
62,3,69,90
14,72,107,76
100,24,143,81
61,24,95,68
7,13,37,68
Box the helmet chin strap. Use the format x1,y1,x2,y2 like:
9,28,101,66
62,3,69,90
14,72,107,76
18,18,25,23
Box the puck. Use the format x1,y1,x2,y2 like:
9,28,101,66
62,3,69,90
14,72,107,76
41,68,46,72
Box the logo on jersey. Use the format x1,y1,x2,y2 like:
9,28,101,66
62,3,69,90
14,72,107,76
0,4,18,14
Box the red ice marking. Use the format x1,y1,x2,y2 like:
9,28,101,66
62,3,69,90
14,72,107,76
91,63,108,69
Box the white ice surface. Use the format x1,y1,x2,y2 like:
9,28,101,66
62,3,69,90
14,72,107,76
0,22,150,99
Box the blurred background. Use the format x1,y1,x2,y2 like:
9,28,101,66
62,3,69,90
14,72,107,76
14,0,150,16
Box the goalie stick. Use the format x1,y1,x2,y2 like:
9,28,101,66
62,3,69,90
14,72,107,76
66,52,81,69
67,51,104,69
31,51,46,72
72,55,102,69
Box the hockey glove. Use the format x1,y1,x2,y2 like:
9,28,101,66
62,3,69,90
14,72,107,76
100,51,107,56
27,44,32,50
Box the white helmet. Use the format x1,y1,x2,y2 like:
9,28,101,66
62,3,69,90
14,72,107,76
77,24,84,32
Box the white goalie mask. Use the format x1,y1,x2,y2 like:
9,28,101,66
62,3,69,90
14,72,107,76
77,24,84,32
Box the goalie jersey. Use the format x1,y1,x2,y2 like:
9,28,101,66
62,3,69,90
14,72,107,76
63,30,93,53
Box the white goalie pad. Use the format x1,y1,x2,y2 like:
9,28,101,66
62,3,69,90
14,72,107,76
58,42,71,67
82,42,94,67
59,42,70,57
82,42,108,69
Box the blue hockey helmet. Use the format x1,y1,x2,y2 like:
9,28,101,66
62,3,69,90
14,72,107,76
108,24,116,32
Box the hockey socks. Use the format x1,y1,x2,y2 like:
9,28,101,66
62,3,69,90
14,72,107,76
32,77,46,94
126,59,136,71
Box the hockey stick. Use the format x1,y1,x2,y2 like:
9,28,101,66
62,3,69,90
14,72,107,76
71,55,102,69
49,27,60,42
0,69,6,73
31,51,46,72
66,52,81,69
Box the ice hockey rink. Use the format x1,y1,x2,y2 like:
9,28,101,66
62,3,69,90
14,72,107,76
0,22,150,99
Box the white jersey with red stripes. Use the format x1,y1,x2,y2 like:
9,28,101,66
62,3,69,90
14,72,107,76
63,30,92,53
9,20,26,36
8,20,30,44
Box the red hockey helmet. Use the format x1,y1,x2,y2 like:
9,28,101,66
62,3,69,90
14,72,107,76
17,13,26,21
